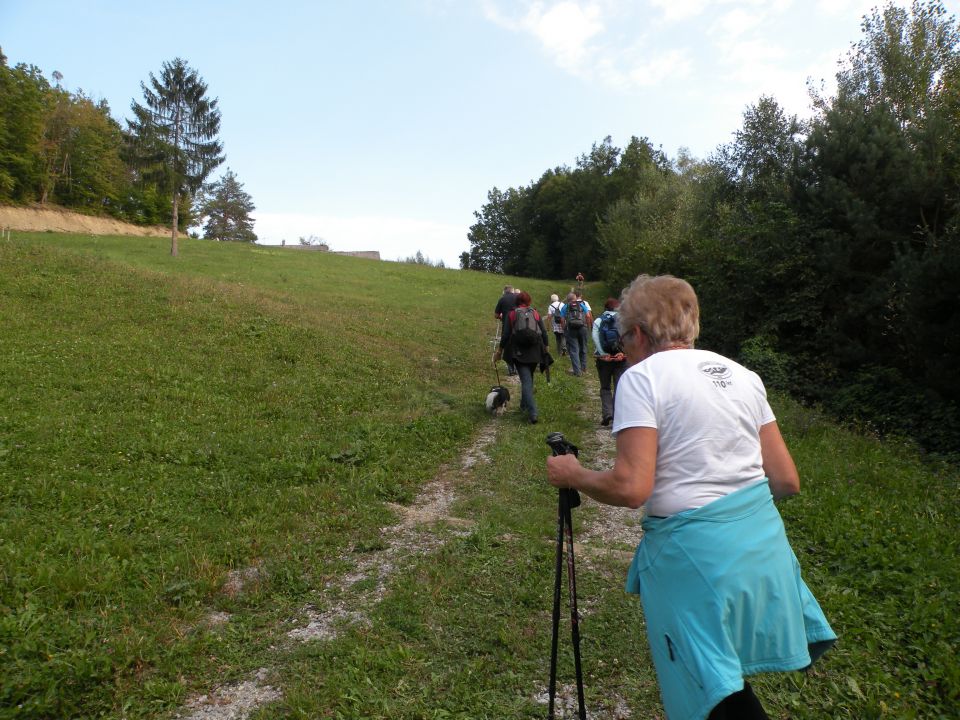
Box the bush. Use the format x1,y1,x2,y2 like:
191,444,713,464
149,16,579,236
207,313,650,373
738,335,796,392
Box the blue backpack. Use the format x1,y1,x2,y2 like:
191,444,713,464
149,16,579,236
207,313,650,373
598,313,622,354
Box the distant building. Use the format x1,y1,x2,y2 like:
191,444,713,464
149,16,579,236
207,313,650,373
334,250,380,260
277,242,379,260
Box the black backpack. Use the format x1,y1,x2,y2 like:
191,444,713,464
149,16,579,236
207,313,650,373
598,313,622,354
566,301,585,329
512,307,541,348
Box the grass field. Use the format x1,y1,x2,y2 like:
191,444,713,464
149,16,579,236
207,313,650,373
1,232,957,719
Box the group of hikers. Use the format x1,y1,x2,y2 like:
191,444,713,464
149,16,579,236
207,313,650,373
493,273,836,720
494,279,625,426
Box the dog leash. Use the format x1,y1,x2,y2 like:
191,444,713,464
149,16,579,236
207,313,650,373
491,321,503,386
545,432,587,720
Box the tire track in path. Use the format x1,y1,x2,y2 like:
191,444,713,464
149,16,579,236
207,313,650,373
177,423,498,719
530,368,645,719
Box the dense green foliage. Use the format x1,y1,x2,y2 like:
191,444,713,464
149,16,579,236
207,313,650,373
464,1,960,456
2,231,957,718
0,49,236,240
0,49,140,218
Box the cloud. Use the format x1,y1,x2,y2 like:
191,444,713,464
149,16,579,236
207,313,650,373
627,49,694,86
649,0,709,23
482,1,605,72
482,0,693,88
527,1,605,70
815,0,877,18
252,212,468,267
710,7,765,39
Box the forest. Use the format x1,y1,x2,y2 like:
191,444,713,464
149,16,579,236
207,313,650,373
463,1,960,457
0,52,252,248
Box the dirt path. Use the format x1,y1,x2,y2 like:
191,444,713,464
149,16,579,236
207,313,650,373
178,372,642,719
177,422,499,719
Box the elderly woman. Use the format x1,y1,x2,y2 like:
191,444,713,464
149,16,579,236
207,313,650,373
547,275,836,720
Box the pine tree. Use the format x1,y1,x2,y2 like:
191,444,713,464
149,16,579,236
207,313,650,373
128,58,223,256
196,169,257,243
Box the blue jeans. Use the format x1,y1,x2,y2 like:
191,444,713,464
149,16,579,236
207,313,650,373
565,326,589,375
516,363,538,420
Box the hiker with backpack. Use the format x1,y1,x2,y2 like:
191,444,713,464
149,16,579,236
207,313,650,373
494,284,518,377
500,291,549,424
547,293,567,357
592,298,627,427
560,290,592,376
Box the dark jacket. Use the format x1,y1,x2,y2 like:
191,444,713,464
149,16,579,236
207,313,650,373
501,306,549,365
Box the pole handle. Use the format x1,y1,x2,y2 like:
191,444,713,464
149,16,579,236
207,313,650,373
545,433,581,508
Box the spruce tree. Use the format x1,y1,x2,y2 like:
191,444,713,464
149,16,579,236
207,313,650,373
197,169,257,243
128,58,223,256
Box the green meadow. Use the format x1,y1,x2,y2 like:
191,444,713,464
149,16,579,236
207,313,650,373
1,233,957,719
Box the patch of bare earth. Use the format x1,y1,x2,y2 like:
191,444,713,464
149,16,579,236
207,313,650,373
174,669,280,720
532,685,636,719
0,203,169,236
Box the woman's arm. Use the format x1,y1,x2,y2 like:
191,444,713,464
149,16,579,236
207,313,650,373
759,421,800,499
547,427,657,508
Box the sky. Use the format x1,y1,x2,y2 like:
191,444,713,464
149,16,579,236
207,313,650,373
4,0,959,267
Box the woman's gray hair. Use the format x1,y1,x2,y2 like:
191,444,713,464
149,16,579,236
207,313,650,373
618,274,700,351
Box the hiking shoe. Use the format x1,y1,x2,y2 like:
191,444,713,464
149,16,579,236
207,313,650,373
601,416,612,426
529,416,539,424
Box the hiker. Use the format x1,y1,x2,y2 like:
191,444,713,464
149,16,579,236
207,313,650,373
547,293,566,357
576,271,585,289
500,291,549,424
546,274,836,720
592,298,627,426
494,284,518,377
560,290,592,376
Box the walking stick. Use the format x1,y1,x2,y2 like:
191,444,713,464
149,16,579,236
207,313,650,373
545,432,587,720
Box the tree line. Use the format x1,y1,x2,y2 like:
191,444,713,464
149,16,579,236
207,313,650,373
0,51,256,252
463,0,960,456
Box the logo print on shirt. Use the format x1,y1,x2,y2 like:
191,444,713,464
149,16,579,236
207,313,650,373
699,361,733,389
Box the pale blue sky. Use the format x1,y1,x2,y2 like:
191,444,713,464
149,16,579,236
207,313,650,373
4,0,957,266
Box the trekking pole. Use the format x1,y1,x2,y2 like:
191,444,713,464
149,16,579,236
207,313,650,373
545,432,586,720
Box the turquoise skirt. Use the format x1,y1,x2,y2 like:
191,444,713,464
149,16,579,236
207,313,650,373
626,480,837,720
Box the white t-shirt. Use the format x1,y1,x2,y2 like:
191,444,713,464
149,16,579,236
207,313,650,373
612,349,775,516
547,301,564,332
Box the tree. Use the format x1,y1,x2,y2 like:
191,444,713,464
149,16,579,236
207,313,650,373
401,250,445,268
195,169,257,243
128,58,223,256
465,186,524,273
0,58,49,201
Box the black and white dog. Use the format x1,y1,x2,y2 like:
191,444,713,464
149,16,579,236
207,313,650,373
485,385,511,415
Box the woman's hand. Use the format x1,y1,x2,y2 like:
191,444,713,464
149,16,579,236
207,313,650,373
545,428,656,508
547,454,583,490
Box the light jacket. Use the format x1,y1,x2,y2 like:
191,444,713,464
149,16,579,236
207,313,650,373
626,480,837,720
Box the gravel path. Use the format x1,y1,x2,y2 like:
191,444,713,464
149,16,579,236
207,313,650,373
178,371,642,719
